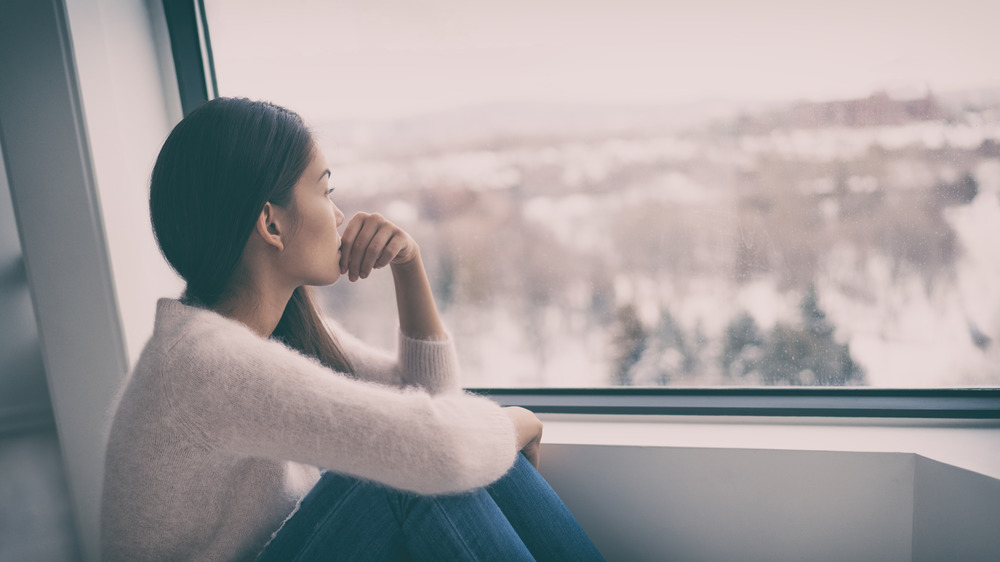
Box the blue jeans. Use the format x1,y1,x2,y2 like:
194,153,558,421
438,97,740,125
256,452,605,561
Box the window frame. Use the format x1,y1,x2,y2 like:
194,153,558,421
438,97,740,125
162,0,217,116
468,388,1000,418
164,0,1000,419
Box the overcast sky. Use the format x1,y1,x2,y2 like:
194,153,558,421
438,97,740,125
205,0,1000,122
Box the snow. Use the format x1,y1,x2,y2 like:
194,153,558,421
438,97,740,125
322,111,1000,388
739,121,1000,162
448,303,609,388
522,194,606,253
816,183,1000,386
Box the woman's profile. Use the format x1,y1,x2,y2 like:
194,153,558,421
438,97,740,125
99,97,605,561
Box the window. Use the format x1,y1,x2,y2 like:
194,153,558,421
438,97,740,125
197,0,1000,391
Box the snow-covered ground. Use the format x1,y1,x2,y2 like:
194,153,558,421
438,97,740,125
823,160,1000,386
323,114,1000,388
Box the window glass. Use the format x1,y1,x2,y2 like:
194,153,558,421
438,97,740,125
204,0,1000,388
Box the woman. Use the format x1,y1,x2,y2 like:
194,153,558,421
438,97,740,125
100,97,605,561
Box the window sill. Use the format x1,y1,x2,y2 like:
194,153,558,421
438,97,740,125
535,412,1000,480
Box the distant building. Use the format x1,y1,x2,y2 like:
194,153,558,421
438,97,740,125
739,92,949,132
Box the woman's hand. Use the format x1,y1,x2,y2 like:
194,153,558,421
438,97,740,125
340,211,446,340
339,212,418,282
503,406,543,469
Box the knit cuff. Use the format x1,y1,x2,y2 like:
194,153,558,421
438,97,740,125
398,330,462,394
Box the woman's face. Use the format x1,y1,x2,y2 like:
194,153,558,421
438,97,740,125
277,147,346,287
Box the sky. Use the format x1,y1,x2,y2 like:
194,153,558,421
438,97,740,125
205,0,1000,122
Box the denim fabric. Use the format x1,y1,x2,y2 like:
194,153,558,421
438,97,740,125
256,453,605,561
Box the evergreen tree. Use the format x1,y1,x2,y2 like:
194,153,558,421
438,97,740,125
638,310,690,385
721,312,763,379
755,287,866,386
611,304,647,386
685,320,708,377
801,285,833,340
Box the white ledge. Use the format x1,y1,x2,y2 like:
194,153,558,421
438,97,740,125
538,413,1000,480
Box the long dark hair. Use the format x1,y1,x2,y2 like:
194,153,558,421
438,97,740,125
150,97,352,374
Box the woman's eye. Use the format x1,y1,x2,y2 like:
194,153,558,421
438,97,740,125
325,187,336,197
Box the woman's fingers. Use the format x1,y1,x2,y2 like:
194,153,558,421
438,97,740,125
338,214,364,275
523,438,541,470
359,228,394,278
372,233,402,270
340,212,413,282
503,406,543,470
347,216,381,281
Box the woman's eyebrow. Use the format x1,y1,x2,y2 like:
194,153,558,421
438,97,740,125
318,169,331,182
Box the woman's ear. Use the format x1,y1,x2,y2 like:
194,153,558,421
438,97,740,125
254,202,285,251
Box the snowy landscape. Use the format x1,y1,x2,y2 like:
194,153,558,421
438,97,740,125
314,91,1000,388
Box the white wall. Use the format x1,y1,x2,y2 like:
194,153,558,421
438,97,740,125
60,1,184,559
64,0,184,364
541,414,1000,480
913,456,1000,561
1,3,125,561
543,445,915,561
0,1,181,561
538,415,1000,561
0,142,51,433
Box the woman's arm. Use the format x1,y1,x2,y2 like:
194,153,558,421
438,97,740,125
390,247,445,340
338,212,444,340
336,212,454,390
323,316,462,395
171,319,519,494
334,211,544,468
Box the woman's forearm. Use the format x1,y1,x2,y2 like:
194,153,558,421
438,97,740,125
391,246,447,340
337,211,446,340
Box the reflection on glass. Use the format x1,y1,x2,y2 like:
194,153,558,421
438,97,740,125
205,0,1000,388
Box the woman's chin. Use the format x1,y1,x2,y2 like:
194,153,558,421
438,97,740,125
306,269,342,287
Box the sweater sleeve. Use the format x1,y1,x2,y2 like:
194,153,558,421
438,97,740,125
168,319,517,496
324,317,462,395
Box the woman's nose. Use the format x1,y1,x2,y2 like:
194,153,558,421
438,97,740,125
334,205,345,227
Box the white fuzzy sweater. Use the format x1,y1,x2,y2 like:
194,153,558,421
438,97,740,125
100,298,518,561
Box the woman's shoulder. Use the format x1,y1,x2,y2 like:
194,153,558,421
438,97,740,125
153,297,262,346
133,299,270,380
108,300,253,442
122,299,323,423
148,298,343,379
